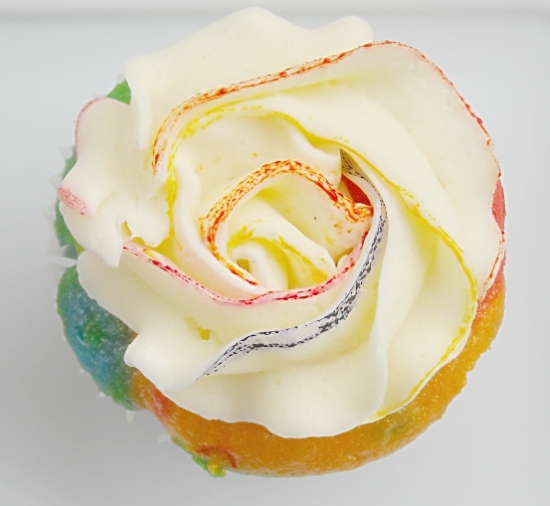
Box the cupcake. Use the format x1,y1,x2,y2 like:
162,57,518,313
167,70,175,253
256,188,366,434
56,8,505,476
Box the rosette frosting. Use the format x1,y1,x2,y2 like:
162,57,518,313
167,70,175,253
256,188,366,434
58,8,504,437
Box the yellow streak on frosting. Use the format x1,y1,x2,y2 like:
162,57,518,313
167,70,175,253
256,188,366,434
272,236,332,287
372,196,478,419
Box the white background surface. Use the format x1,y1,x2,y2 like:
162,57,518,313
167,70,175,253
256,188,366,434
2,0,550,14
1,4,549,506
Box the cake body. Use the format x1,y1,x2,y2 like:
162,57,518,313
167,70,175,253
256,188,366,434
56,8,505,476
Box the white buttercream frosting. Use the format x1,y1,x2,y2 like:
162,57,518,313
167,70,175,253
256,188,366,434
59,8,503,437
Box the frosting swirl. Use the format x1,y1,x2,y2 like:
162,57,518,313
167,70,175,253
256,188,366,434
58,8,503,437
